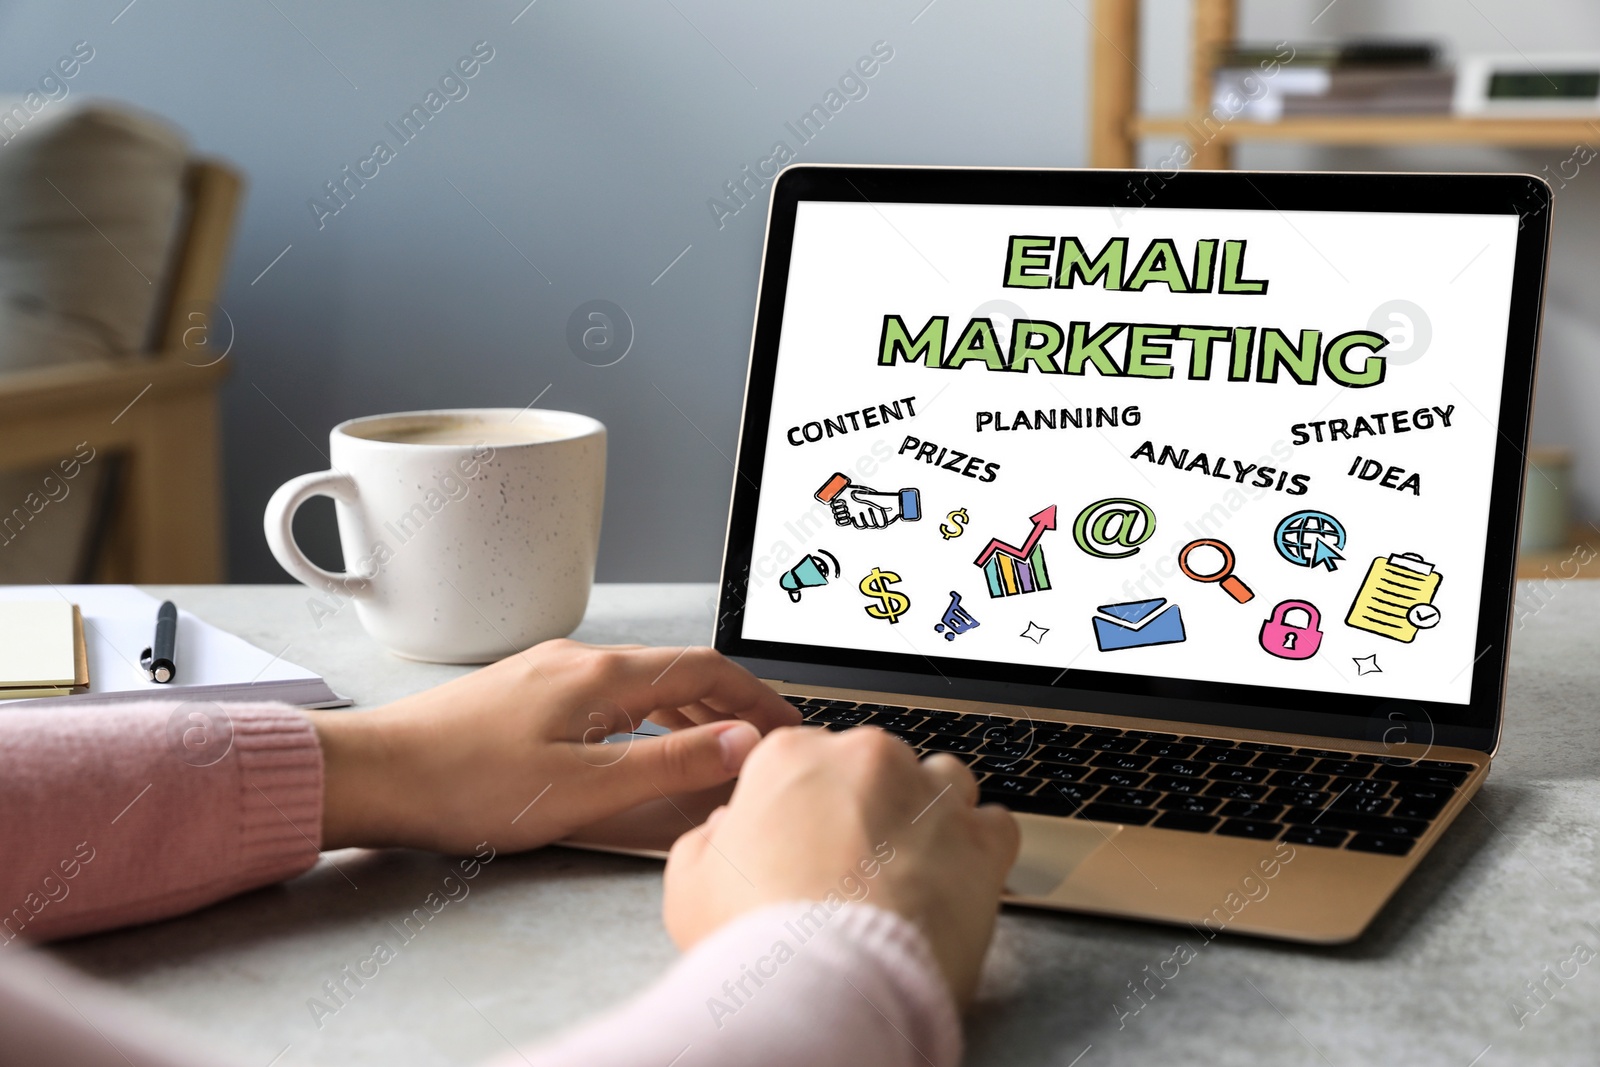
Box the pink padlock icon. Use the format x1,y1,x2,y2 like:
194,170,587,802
1260,600,1322,660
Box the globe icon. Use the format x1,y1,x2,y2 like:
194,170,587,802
1276,510,1347,570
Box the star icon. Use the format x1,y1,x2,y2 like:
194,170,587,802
1021,621,1049,644
1353,654,1382,676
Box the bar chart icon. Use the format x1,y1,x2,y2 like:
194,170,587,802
973,506,1057,599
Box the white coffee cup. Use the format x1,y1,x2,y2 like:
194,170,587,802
264,408,606,663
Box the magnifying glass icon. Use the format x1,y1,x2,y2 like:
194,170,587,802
1178,539,1255,603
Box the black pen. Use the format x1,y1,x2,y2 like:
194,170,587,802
140,601,179,683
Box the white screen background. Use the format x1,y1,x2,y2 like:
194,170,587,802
740,200,1518,706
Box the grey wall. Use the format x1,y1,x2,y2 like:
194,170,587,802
0,0,1087,581
1,0,1596,581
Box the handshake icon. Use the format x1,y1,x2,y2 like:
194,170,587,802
815,472,921,530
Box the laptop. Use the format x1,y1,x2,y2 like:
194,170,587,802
568,165,1551,943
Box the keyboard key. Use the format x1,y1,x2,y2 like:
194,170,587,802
1126,730,1178,741
1236,742,1293,753
1208,765,1272,784
1268,788,1330,808
1216,819,1280,840
810,706,872,725
1330,794,1394,816
1345,833,1415,856
1158,793,1220,814
1280,826,1349,848
1006,791,1087,817
823,721,854,732
1419,759,1475,773
1150,758,1209,778
1154,811,1219,833
1181,736,1233,747
923,717,976,737
1150,774,1209,795
1076,724,1123,734
1199,746,1257,765
956,713,1010,735
977,739,1033,759
973,721,1035,745
973,755,1034,774
1220,801,1284,821
1375,766,1466,788
1034,745,1093,766
1283,810,1429,839
1391,782,1454,801
1138,740,1199,760
1253,753,1314,771
1205,781,1271,802
1090,751,1152,772
1028,726,1084,747
1266,771,1330,790
893,730,931,748
1390,797,1447,820
1034,781,1101,806
1296,748,1355,759
1074,802,1158,825
1099,787,1162,808
1311,759,1372,778
1356,754,1413,766
1329,776,1390,798
1025,762,1091,782
922,734,981,754
1390,788,1451,819
1087,769,1150,789
1079,735,1143,753
980,775,1037,796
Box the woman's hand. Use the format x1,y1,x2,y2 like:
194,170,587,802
662,726,1020,1007
304,640,799,853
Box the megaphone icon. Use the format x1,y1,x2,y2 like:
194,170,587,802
780,549,840,602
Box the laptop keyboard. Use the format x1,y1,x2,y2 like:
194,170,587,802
789,697,1474,857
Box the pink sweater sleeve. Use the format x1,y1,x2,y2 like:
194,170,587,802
0,700,323,944
504,901,963,1067
0,900,962,1067
0,701,963,1066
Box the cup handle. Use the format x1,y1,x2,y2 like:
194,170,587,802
263,470,371,595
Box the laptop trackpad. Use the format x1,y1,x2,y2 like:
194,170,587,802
1005,813,1121,898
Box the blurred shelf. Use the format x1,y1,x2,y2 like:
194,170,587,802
1091,0,1600,168
1134,114,1600,149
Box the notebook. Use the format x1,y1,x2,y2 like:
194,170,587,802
0,586,350,708
0,601,89,697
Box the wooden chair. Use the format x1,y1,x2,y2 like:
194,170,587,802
0,159,241,582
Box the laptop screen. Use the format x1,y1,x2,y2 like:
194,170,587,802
721,169,1546,746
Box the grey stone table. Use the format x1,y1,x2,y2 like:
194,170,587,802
45,583,1600,1067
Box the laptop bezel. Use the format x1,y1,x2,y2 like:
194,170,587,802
714,164,1552,754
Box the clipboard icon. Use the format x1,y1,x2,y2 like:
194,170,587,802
1345,552,1442,643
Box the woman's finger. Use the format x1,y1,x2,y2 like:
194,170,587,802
578,646,800,734
918,751,980,809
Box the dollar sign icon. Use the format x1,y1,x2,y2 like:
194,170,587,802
859,567,911,624
939,508,969,540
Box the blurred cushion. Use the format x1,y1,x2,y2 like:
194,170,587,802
0,100,189,372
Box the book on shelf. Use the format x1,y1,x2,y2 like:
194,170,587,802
1213,39,1451,121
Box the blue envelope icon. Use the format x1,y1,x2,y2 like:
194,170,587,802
1092,598,1186,651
